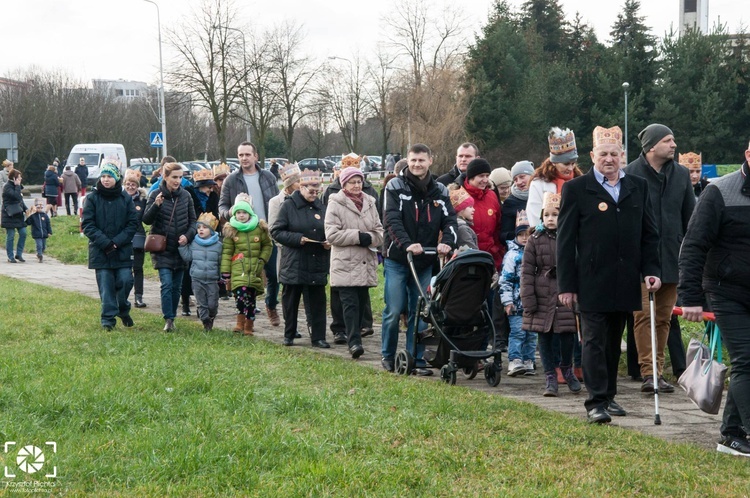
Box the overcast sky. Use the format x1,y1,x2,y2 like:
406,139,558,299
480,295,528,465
3,0,747,85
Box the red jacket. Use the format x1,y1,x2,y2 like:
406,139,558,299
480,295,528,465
463,179,503,268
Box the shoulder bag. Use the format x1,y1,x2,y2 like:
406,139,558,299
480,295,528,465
144,199,178,253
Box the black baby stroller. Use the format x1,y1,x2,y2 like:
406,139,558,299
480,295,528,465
395,248,502,386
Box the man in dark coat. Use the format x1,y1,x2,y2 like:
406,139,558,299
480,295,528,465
75,157,89,195
219,142,281,326
679,142,750,457
436,143,479,186
624,124,695,393
557,125,661,424
81,163,139,330
381,143,458,376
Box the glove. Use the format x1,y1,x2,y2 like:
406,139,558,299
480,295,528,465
255,259,265,277
104,243,117,255
377,252,384,265
358,232,372,247
220,273,230,284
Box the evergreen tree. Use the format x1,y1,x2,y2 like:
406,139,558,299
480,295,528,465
520,0,569,57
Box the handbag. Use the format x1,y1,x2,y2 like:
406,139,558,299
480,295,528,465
144,198,178,253
4,202,24,216
678,322,728,415
132,233,146,250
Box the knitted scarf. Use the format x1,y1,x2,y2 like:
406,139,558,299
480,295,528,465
552,169,574,193
510,184,529,201
343,189,364,211
404,169,431,195
229,214,259,232
194,231,219,246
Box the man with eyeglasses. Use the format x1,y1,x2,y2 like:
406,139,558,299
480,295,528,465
381,143,458,376
219,142,281,326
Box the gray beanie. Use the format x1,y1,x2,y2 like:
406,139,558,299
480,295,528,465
639,124,674,153
510,160,534,179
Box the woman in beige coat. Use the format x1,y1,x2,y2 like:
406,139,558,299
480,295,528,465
325,167,384,359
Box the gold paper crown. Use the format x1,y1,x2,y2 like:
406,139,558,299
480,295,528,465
193,168,215,182
679,152,702,169
593,126,623,148
516,209,529,228
548,127,577,157
300,168,322,185
449,186,474,212
542,192,561,212
123,169,141,184
340,153,361,169
212,163,231,178
280,162,301,181
197,212,219,231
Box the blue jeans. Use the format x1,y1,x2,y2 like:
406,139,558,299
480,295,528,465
507,315,537,362
708,294,750,439
95,267,134,327
34,238,47,255
381,258,431,363
158,267,184,320
5,226,26,260
264,245,279,309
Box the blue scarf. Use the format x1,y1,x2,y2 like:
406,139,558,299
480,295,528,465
194,231,219,246
195,190,208,211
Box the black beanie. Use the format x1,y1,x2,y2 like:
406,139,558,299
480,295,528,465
639,124,674,153
466,158,492,180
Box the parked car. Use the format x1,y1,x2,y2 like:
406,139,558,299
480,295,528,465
263,157,289,170
128,162,161,184
298,158,335,173
324,155,343,165
182,161,209,180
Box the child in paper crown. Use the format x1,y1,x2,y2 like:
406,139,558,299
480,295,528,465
178,212,223,331
520,192,581,397
501,209,537,377
26,199,52,262
221,193,273,336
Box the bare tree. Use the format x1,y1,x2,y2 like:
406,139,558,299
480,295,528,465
269,22,316,161
167,0,243,161
367,49,398,160
320,54,371,153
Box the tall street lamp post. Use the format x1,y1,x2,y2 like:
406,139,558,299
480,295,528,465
328,56,355,151
143,0,167,159
216,25,251,142
622,81,630,164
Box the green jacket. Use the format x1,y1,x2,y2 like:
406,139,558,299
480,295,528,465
220,222,273,293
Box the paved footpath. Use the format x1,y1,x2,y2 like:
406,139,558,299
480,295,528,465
0,255,725,452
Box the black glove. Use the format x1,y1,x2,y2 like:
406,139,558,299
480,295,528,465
104,243,117,255
358,232,372,247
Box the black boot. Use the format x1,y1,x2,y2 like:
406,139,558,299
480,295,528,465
134,295,147,308
181,298,191,316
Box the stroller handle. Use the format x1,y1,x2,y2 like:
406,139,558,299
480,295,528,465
406,247,437,263
672,306,715,322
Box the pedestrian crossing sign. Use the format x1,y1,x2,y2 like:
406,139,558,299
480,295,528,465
150,132,164,148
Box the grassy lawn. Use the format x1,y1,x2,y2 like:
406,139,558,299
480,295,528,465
1,277,749,496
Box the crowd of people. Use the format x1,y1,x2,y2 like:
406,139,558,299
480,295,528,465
2,123,748,458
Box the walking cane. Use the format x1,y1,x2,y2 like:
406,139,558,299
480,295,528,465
648,278,661,425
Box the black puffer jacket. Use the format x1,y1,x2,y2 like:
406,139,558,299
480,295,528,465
500,193,527,244
1,182,27,229
81,182,139,270
142,182,196,270
271,190,330,286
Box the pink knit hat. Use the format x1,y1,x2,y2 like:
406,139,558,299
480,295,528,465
339,167,364,186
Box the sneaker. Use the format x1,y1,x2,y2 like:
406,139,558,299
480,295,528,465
523,360,536,376
717,435,750,457
381,357,395,372
508,358,525,377
15,255,25,263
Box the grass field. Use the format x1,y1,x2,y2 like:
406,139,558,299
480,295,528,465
1,276,749,496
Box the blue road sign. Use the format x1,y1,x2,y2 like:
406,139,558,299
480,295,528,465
150,132,164,148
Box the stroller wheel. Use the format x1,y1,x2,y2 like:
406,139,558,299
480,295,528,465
460,362,479,380
440,365,457,385
395,350,415,376
485,362,502,387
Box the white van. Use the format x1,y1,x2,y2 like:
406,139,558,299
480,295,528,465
66,143,128,186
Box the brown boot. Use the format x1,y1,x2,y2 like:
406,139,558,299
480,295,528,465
267,307,280,326
233,314,246,333
243,318,255,336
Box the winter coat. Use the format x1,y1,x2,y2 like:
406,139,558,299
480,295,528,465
44,170,60,198
625,154,695,284
81,184,139,270
500,239,524,315
521,228,576,334
271,190,330,286
75,164,88,187
526,179,557,227
557,169,660,313
679,162,750,306
268,190,288,233
500,193,527,244
142,182,197,270
130,188,148,238
383,171,458,271
218,166,279,222
436,165,461,187
325,190,384,288
458,174,503,268
179,233,223,283
61,169,81,194
220,222,273,292
1,182,28,229
456,218,478,250
26,211,52,239
0,168,9,191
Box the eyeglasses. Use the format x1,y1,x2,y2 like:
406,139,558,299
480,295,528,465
304,184,321,192
346,180,363,185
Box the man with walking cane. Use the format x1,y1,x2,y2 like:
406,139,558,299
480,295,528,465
625,124,694,393
557,126,661,424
